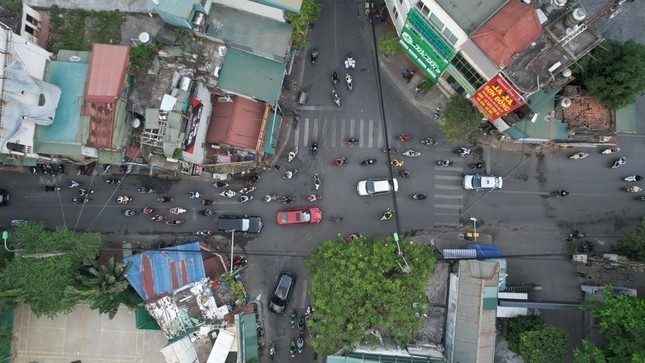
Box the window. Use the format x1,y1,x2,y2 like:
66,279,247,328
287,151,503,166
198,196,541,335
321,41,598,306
443,28,458,46
451,53,486,89
26,14,34,24
416,2,430,17
428,13,444,31
24,25,34,35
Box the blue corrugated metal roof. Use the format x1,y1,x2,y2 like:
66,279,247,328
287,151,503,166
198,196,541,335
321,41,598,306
124,242,206,302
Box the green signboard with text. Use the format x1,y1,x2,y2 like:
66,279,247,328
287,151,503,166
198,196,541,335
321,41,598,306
399,11,453,81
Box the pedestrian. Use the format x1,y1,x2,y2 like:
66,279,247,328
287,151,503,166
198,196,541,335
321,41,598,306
402,67,408,78
406,70,415,83
274,164,280,170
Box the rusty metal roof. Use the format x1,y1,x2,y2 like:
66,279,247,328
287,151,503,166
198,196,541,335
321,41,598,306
207,96,264,150
85,44,130,103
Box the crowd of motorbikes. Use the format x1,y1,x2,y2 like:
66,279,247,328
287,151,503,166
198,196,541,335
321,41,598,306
270,305,314,359
311,49,356,107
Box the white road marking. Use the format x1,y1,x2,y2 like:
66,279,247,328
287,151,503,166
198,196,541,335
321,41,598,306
435,175,463,181
435,185,462,190
434,204,462,209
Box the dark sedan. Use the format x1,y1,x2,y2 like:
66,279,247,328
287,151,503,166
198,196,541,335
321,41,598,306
268,271,296,314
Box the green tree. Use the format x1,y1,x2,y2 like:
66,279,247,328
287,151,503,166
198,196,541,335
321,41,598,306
443,94,483,143
502,315,545,352
575,286,645,362
304,234,436,355
517,325,568,363
378,32,399,57
63,257,139,319
0,222,101,318
575,39,645,109
286,0,321,49
616,218,645,261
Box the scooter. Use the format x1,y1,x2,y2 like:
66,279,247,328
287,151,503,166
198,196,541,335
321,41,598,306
263,195,279,202
307,194,323,202
420,138,436,145
455,147,471,156
380,209,393,221
116,195,132,204
332,90,341,107
626,186,642,193
382,147,399,153
612,157,626,169
314,174,321,191
345,73,353,90
150,215,165,222
284,169,298,180
169,207,187,214
552,190,569,197
297,335,304,353
199,209,215,216
73,197,90,204
437,159,453,167
289,340,297,358
289,311,297,328
310,48,318,64
397,170,411,178
157,196,173,203
360,159,376,166
331,72,339,89
239,195,253,203
402,150,421,157
142,207,154,215
282,195,295,204
601,147,620,154
344,137,359,145
269,342,276,359
624,175,643,182
433,106,442,120
391,159,404,167
196,229,214,236
569,152,589,160
311,138,319,155
166,219,185,226
105,178,120,185
122,209,137,217
396,134,412,142
220,190,236,198
332,157,349,166
288,147,299,162
411,194,427,200
187,191,201,199
138,186,154,193
239,186,256,194
469,162,485,169
43,185,60,192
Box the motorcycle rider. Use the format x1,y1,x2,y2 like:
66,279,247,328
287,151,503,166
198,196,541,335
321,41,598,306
79,188,94,197
284,169,297,179
360,159,376,166
282,195,295,204
43,185,60,192
345,136,359,144
333,157,348,166
397,170,410,178
311,138,319,154
331,71,339,88
69,180,81,188
472,162,485,169
381,209,393,220
412,193,427,200
151,215,164,222
311,48,318,64
438,159,451,167
157,195,173,203
202,199,214,205
391,159,404,167
456,147,471,156
239,195,251,203
345,73,352,89
555,190,569,197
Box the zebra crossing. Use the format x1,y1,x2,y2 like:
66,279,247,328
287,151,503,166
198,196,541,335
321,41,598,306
431,163,466,228
292,117,385,148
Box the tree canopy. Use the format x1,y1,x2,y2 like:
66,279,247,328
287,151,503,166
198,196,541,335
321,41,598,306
443,94,484,144
501,315,568,363
616,218,645,262
575,39,645,109
304,234,436,355
575,286,645,362
286,0,321,49
0,222,101,318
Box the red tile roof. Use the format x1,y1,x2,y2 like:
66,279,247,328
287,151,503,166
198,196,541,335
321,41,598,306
563,96,613,130
471,1,543,68
207,96,264,150
85,44,130,103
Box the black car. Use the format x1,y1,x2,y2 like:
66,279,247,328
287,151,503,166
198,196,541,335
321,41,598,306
217,215,263,234
268,271,296,314
0,189,10,206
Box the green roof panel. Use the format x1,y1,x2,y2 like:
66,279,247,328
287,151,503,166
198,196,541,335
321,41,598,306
218,48,285,104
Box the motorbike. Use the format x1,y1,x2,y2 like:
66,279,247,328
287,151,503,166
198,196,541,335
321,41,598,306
116,195,132,204
79,189,94,197
345,73,353,90
624,175,643,182
547,190,568,199
298,316,306,332
169,207,187,214
420,138,436,145
122,209,137,217
157,196,173,203
329,215,343,222
105,178,120,185
331,90,341,107
138,186,154,193
199,209,215,216
314,174,321,191
289,340,297,358
636,196,645,201
43,185,60,192
283,169,298,180
166,219,185,226
433,106,442,120
293,115,299,129
469,162,485,170
239,186,256,194
455,147,471,156
310,48,318,64
380,209,393,221
289,311,297,328
397,170,411,178
150,215,165,222
263,194,279,202
332,71,339,89
344,53,356,69
437,159,453,167
569,152,589,160
202,199,214,205
396,133,412,142
626,186,642,193
360,159,376,166
187,191,201,199
391,159,404,167
282,195,295,204
332,157,349,166
69,180,81,188
288,147,299,162
239,195,253,203
196,229,214,236
297,335,304,353
382,147,399,154
344,137,359,145
142,207,154,215
213,181,229,188
73,197,90,204
220,190,236,198
402,150,421,157
412,193,427,200
245,174,260,185
601,147,620,154
311,138,319,154
612,157,627,169
346,233,363,243
269,342,276,359
307,194,322,202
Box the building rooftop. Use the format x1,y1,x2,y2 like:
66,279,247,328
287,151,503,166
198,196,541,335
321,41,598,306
206,3,292,62
207,95,265,150
434,0,508,35
251,0,303,13
471,1,543,69
217,48,285,104
85,44,130,103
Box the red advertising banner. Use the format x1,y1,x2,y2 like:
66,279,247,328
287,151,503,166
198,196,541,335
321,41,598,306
470,74,525,120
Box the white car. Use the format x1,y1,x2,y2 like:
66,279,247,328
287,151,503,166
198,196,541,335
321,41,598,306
357,178,398,196
463,175,503,190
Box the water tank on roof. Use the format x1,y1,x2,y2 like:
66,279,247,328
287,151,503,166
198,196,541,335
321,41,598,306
179,76,193,92
545,0,567,14
192,12,206,30
561,68,572,78
565,8,586,26
559,98,572,109
138,32,152,46
132,117,142,129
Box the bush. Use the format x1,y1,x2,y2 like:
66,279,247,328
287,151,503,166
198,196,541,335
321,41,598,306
442,94,483,143
378,32,399,56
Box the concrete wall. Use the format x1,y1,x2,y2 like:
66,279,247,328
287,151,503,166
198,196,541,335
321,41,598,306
25,0,151,13
213,0,284,22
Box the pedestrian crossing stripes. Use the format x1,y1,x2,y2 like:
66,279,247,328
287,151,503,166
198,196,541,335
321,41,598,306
293,118,384,149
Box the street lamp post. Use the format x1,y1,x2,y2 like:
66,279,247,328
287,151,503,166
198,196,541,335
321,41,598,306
470,218,478,241
230,231,235,273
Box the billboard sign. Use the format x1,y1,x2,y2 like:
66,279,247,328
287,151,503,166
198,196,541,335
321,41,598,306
470,74,526,120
